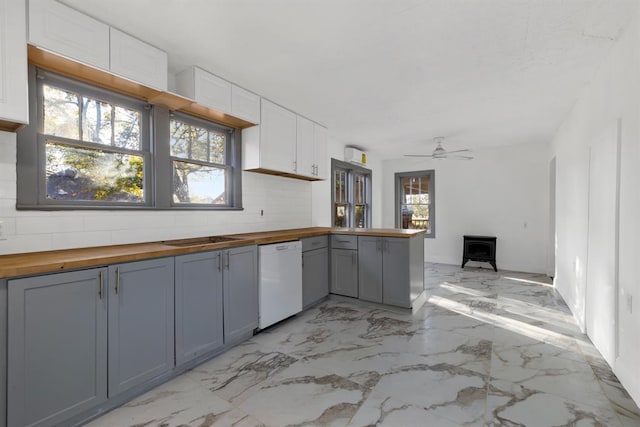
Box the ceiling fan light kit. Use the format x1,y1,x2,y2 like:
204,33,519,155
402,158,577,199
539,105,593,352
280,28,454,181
405,136,474,160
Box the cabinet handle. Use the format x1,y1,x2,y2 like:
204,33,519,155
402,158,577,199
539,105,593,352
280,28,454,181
115,267,120,294
226,252,230,270
376,239,381,252
336,239,351,243
98,271,104,300
293,160,297,172
217,253,221,272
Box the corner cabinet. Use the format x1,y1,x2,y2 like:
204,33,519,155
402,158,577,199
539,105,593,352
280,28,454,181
7,269,108,427
0,0,28,129
243,99,328,181
108,258,175,396
175,251,224,366
223,245,259,344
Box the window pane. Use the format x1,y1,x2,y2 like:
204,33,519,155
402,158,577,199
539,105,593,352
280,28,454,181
335,169,347,203
43,85,80,139
354,174,365,204
113,106,141,150
355,205,366,228
209,131,226,164
82,97,112,145
401,203,430,232
170,119,226,164
173,161,226,204
45,142,144,202
334,204,347,227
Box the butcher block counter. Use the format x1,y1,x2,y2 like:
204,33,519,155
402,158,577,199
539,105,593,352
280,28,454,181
0,227,424,279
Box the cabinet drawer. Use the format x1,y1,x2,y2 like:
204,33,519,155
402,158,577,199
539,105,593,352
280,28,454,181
331,235,357,250
302,236,328,252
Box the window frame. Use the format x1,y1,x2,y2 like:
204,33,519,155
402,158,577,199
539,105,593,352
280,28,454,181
394,169,436,238
168,112,235,208
331,158,372,228
16,65,243,211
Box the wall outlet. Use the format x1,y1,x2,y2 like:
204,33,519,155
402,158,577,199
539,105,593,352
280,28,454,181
627,294,633,314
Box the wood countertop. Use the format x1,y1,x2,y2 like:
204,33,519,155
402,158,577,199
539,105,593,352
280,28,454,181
0,227,424,279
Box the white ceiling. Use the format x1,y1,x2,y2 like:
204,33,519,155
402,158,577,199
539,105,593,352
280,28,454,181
61,0,635,159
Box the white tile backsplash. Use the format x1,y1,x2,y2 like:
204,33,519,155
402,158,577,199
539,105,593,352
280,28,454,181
0,132,313,255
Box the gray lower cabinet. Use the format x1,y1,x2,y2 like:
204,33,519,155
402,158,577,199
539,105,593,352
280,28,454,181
383,235,424,308
7,268,108,427
357,236,383,303
175,251,224,367
330,248,358,297
357,236,425,308
302,247,329,308
223,245,259,344
108,258,174,396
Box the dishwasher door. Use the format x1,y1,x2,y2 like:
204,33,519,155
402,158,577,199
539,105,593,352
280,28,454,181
258,241,302,329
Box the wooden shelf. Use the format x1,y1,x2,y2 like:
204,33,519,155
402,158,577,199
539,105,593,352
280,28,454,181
27,45,257,130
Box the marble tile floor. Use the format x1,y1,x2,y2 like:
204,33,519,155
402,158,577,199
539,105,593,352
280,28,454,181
87,263,640,427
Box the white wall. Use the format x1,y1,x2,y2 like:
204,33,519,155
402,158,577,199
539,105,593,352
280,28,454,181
550,3,640,404
0,131,312,255
381,142,549,274
311,137,383,228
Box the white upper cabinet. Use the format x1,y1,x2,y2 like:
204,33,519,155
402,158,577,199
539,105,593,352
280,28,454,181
231,85,260,124
314,124,328,180
0,0,28,126
175,67,232,113
109,28,168,91
296,116,315,178
243,99,327,180
243,99,296,174
28,0,110,70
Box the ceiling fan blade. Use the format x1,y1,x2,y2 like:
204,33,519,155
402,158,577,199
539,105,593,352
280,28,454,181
446,154,474,160
403,154,435,157
443,149,472,154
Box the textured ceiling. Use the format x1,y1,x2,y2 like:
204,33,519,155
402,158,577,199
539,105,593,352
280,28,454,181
61,0,636,158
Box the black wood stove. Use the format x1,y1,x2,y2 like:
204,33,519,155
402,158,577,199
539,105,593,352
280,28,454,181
462,235,497,272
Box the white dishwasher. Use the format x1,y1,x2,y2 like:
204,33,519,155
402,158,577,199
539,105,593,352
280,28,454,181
258,240,302,329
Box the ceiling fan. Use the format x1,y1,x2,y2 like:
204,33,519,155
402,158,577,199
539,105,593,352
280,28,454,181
404,137,474,160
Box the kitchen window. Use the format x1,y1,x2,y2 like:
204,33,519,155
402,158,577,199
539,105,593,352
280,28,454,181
395,170,435,237
331,158,371,228
17,66,242,210
169,114,233,206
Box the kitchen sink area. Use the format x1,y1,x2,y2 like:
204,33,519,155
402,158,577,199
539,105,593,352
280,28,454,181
161,236,244,247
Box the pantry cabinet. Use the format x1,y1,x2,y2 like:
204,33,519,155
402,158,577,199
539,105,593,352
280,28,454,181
108,258,174,396
0,0,29,128
7,269,108,427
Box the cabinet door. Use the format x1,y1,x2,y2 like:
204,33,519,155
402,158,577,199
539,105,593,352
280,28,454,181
358,236,383,303
296,115,315,177
223,245,258,344
194,67,232,112
330,249,358,298
8,269,107,427
0,0,28,125
175,251,224,367
302,247,329,308
314,124,328,180
28,0,110,70
382,238,411,308
110,28,168,91
260,99,297,173
231,84,260,124
108,258,174,396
